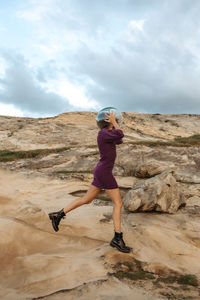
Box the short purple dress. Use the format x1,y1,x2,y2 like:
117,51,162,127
91,128,124,189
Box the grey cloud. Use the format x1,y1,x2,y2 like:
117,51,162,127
36,0,159,42
69,1,200,113
75,46,200,113
2,0,200,115
0,52,72,115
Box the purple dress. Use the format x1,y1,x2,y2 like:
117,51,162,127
91,128,124,189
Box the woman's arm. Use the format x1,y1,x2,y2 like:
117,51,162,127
101,129,124,142
102,111,124,142
115,138,123,144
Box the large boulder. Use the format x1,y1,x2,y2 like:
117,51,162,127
134,160,175,178
123,171,185,213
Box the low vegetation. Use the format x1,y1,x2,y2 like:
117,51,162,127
130,134,200,147
110,261,199,286
112,269,155,280
108,260,199,299
177,180,200,185
54,170,93,174
1,134,200,163
0,147,71,162
155,274,198,287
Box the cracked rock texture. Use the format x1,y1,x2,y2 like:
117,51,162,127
0,112,200,299
123,171,185,213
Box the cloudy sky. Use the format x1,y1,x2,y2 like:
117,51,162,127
0,0,200,117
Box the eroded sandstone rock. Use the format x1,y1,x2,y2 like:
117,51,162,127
134,160,175,178
123,171,185,213
0,169,200,300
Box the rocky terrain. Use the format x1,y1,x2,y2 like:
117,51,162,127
0,111,200,299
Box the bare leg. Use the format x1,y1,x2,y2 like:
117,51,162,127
105,188,123,233
63,184,101,214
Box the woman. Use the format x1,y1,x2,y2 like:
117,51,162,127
49,109,131,253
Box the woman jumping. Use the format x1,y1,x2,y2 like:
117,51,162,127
48,109,131,253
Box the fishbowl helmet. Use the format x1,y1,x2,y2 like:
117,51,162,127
96,107,123,128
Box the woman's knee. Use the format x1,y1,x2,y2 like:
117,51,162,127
113,198,123,207
82,185,101,204
117,199,123,207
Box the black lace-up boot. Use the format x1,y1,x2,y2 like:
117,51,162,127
48,208,66,232
110,231,131,253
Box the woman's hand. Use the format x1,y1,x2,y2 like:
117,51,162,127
104,111,121,130
104,111,117,124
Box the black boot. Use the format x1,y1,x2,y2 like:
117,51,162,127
110,232,131,253
48,208,66,232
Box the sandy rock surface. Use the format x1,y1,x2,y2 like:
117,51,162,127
0,112,200,299
0,169,200,299
0,112,200,184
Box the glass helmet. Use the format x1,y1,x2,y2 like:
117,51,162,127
96,106,123,128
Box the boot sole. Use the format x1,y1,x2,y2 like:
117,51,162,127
110,241,131,253
48,213,59,232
